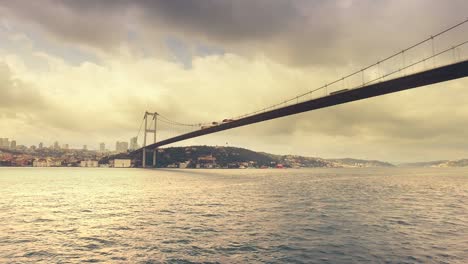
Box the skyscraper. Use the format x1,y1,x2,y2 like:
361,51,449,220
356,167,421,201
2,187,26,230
10,140,16,149
39,142,43,149
54,141,60,150
99,143,105,152
0,138,10,148
115,141,128,153
130,137,139,150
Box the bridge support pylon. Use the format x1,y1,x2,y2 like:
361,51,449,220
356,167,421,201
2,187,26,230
142,111,158,168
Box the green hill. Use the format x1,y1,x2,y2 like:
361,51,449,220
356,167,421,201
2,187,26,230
105,145,394,168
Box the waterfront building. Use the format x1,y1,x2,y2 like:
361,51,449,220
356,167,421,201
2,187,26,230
33,158,62,167
33,159,47,167
80,160,99,167
197,155,216,168
179,161,190,168
112,159,131,168
11,156,31,167
10,140,16,149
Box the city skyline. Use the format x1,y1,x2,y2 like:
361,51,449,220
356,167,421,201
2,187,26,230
0,136,139,152
1,1,468,162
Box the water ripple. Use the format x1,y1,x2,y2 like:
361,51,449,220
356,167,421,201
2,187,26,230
0,167,467,263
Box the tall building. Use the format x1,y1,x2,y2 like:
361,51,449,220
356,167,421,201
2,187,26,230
0,138,10,148
39,142,43,149
54,141,60,150
130,137,139,150
10,140,16,149
99,143,105,152
115,141,129,153
83,145,87,151
63,144,69,150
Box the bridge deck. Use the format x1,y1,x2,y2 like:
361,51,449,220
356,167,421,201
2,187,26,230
136,59,468,151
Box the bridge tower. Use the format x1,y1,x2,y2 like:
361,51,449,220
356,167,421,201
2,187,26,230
142,111,158,168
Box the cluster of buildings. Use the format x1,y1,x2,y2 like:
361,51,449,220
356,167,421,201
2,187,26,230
164,152,268,169
1,138,84,152
0,136,141,154
115,141,129,153
0,138,16,149
196,154,217,168
165,155,219,169
0,152,31,166
95,137,139,153
77,159,131,168
0,148,132,168
165,157,271,169
29,158,132,168
0,137,134,168
1,139,320,169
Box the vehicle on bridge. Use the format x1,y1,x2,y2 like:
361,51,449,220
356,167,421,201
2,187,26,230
330,89,349,95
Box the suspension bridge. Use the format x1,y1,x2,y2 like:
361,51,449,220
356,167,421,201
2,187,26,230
130,18,468,167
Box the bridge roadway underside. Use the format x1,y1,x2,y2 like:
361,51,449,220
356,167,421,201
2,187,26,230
135,59,468,152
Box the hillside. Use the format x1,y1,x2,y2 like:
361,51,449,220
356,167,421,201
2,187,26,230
109,146,395,168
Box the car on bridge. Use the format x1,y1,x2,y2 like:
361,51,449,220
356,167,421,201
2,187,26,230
330,89,349,95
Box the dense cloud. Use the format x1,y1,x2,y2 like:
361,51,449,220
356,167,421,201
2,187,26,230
2,0,467,66
0,62,45,110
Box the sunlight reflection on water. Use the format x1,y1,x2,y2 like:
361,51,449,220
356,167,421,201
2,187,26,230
0,167,467,263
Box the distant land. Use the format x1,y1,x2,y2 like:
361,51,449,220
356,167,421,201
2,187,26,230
111,146,468,168
400,159,468,168
111,145,395,168
3,145,468,168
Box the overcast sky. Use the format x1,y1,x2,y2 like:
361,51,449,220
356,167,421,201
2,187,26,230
1,0,468,163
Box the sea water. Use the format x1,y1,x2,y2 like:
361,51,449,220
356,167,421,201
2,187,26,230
0,167,467,263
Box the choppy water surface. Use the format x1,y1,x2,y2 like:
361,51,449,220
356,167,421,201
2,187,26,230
0,167,467,263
